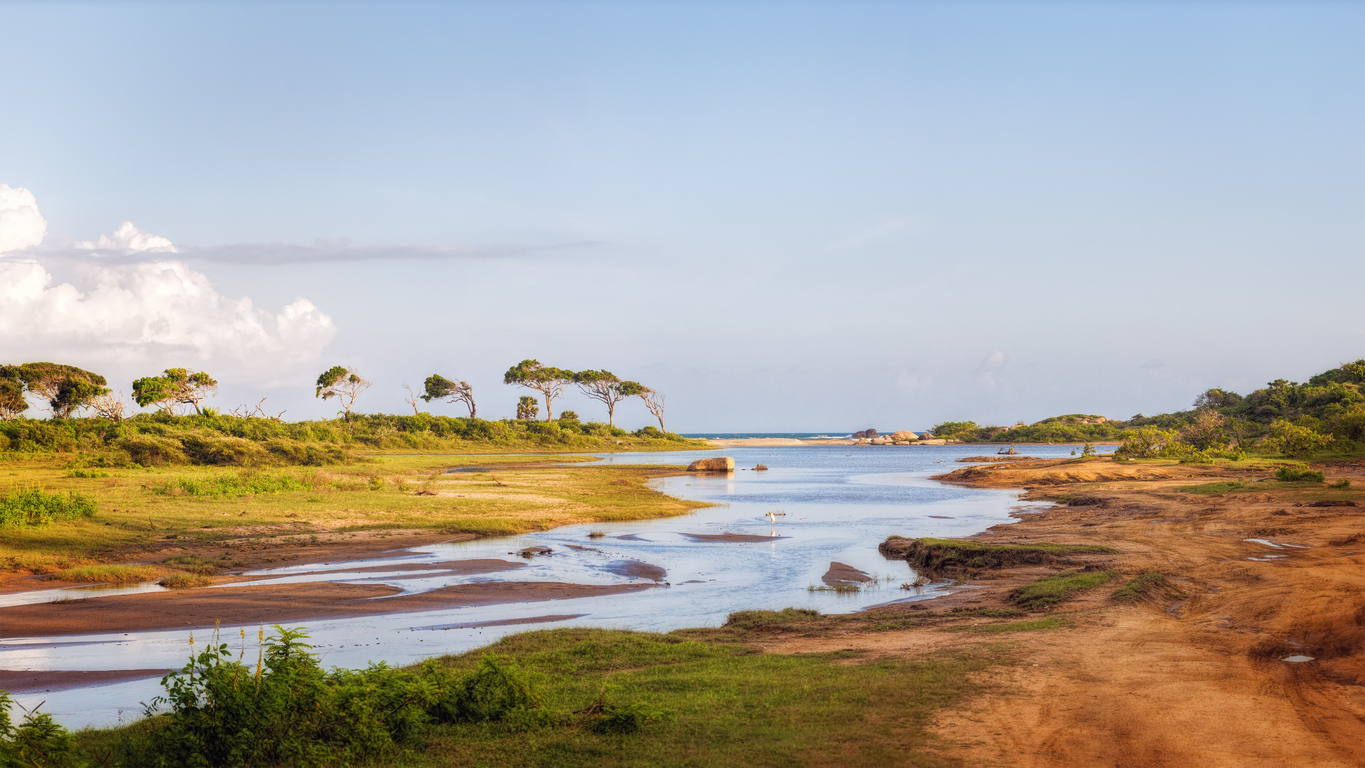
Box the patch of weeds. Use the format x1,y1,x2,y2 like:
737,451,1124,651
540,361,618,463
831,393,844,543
948,607,1026,618
1111,572,1182,603
1010,570,1117,610
56,564,159,583
1,487,97,527
159,572,214,589
162,555,220,575
808,583,862,593
1330,479,1351,489
945,617,1069,634
148,471,309,498
723,608,822,630
1176,481,1249,495
587,530,606,539
66,468,110,479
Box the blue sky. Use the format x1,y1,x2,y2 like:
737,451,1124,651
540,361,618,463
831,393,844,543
1,1,1363,431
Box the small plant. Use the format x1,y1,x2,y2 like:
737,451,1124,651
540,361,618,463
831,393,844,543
1009,570,1117,610
1331,479,1351,489
587,530,606,539
808,584,862,593
0,487,97,527
159,573,214,589
66,468,110,478
0,690,74,767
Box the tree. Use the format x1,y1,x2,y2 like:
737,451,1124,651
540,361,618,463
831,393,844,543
1262,419,1333,458
132,368,218,415
421,374,476,417
503,359,573,420
640,388,667,433
401,384,422,416
7,363,109,419
573,370,645,427
89,390,129,420
0,375,24,420
1180,409,1227,450
1193,388,1244,410
516,396,539,420
316,366,371,421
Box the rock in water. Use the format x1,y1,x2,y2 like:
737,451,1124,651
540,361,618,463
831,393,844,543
822,562,874,586
687,457,735,472
890,430,916,441
852,428,879,439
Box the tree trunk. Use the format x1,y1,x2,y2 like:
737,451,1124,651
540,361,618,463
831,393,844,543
543,392,553,420
607,402,614,427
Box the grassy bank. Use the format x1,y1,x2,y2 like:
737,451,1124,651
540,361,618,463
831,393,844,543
0,454,706,574
53,620,1002,768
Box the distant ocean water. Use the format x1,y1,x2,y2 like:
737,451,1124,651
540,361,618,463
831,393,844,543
679,432,880,440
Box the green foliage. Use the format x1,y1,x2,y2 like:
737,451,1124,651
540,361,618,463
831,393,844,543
0,689,75,768
516,396,539,420
931,420,978,438
1,362,109,419
1113,427,1177,460
0,487,97,527
315,366,370,420
1009,570,1117,610
722,608,823,630
132,368,219,415
504,360,575,420
634,425,664,439
0,377,25,421
149,471,311,498
1261,419,1333,458
1275,465,1325,483
422,374,476,417
1176,481,1250,494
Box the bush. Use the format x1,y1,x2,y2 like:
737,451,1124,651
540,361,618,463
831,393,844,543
1262,420,1333,458
0,487,97,527
116,434,188,466
1113,427,1178,461
0,690,74,768
633,426,664,439
1275,465,1325,483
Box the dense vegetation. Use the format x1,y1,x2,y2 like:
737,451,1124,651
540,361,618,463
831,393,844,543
0,411,700,467
931,358,1365,457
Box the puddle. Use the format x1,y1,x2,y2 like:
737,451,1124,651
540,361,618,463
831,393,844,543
3,443,1088,728
1282,655,1315,663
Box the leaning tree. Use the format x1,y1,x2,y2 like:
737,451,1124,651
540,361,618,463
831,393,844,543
132,368,218,415
6,363,109,419
573,370,645,427
422,374,476,417
316,366,371,421
640,388,667,433
503,359,573,421
0,374,25,420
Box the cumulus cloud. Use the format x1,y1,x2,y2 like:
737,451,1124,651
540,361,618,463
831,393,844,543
0,187,335,373
0,185,47,254
974,350,1007,389
73,221,177,253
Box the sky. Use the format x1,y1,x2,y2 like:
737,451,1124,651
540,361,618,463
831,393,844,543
1,0,1363,432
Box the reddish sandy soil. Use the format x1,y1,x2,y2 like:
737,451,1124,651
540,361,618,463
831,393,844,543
0,668,171,695
795,457,1365,767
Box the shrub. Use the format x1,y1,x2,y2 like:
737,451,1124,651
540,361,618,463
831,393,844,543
633,426,664,439
0,690,74,768
1113,427,1178,460
1010,570,1117,610
0,487,97,527
1261,420,1333,458
116,434,188,466
1275,465,1325,483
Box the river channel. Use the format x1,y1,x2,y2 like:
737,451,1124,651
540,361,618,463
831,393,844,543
3,444,1100,727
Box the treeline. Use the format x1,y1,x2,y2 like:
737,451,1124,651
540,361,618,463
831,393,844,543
930,359,1365,458
0,358,674,435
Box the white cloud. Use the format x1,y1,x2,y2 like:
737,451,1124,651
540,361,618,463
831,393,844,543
74,221,177,253
0,185,47,254
0,185,335,374
974,350,1007,389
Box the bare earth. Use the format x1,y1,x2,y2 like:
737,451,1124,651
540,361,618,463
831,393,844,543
807,457,1365,767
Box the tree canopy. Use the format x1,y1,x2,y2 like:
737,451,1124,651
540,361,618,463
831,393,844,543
132,368,219,415
573,370,646,427
316,366,371,420
503,359,574,420
422,374,476,417
0,363,109,419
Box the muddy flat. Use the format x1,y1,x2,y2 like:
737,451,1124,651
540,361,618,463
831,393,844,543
0,668,172,694
602,560,667,581
0,581,654,637
821,562,873,586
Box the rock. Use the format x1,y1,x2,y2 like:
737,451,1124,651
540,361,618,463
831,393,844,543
890,430,916,441
851,428,879,439
918,432,934,440
871,436,890,445
687,457,735,472
822,562,874,586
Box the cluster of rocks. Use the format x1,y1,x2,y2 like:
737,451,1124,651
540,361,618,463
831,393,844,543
850,428,961,446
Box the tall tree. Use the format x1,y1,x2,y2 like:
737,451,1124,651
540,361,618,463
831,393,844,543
516,396,539,420
10,363,109,419
316,366,371,421
503,359,573,420
421,374,476,417
640,388,667,433
132,368,218,415
573,370,645,427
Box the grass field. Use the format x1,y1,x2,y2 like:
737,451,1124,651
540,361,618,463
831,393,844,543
0,454,708,574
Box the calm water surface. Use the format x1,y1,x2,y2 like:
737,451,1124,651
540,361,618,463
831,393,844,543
4,444,1100,727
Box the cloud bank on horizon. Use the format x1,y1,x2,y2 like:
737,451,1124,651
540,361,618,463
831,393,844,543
0,184,336,376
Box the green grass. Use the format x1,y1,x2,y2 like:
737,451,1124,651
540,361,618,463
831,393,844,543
1010,570,1118,610
54,563,161,583
1176,481,1251,494
944,617,1069,634
0,456,708,574
158,572,214,589
412,628,995,768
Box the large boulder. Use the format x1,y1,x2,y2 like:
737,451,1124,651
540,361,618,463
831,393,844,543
890,430,916,441
687,457,735,472
852,428,879,439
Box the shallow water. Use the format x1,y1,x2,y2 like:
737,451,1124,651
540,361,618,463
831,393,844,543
4,443,1096,727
